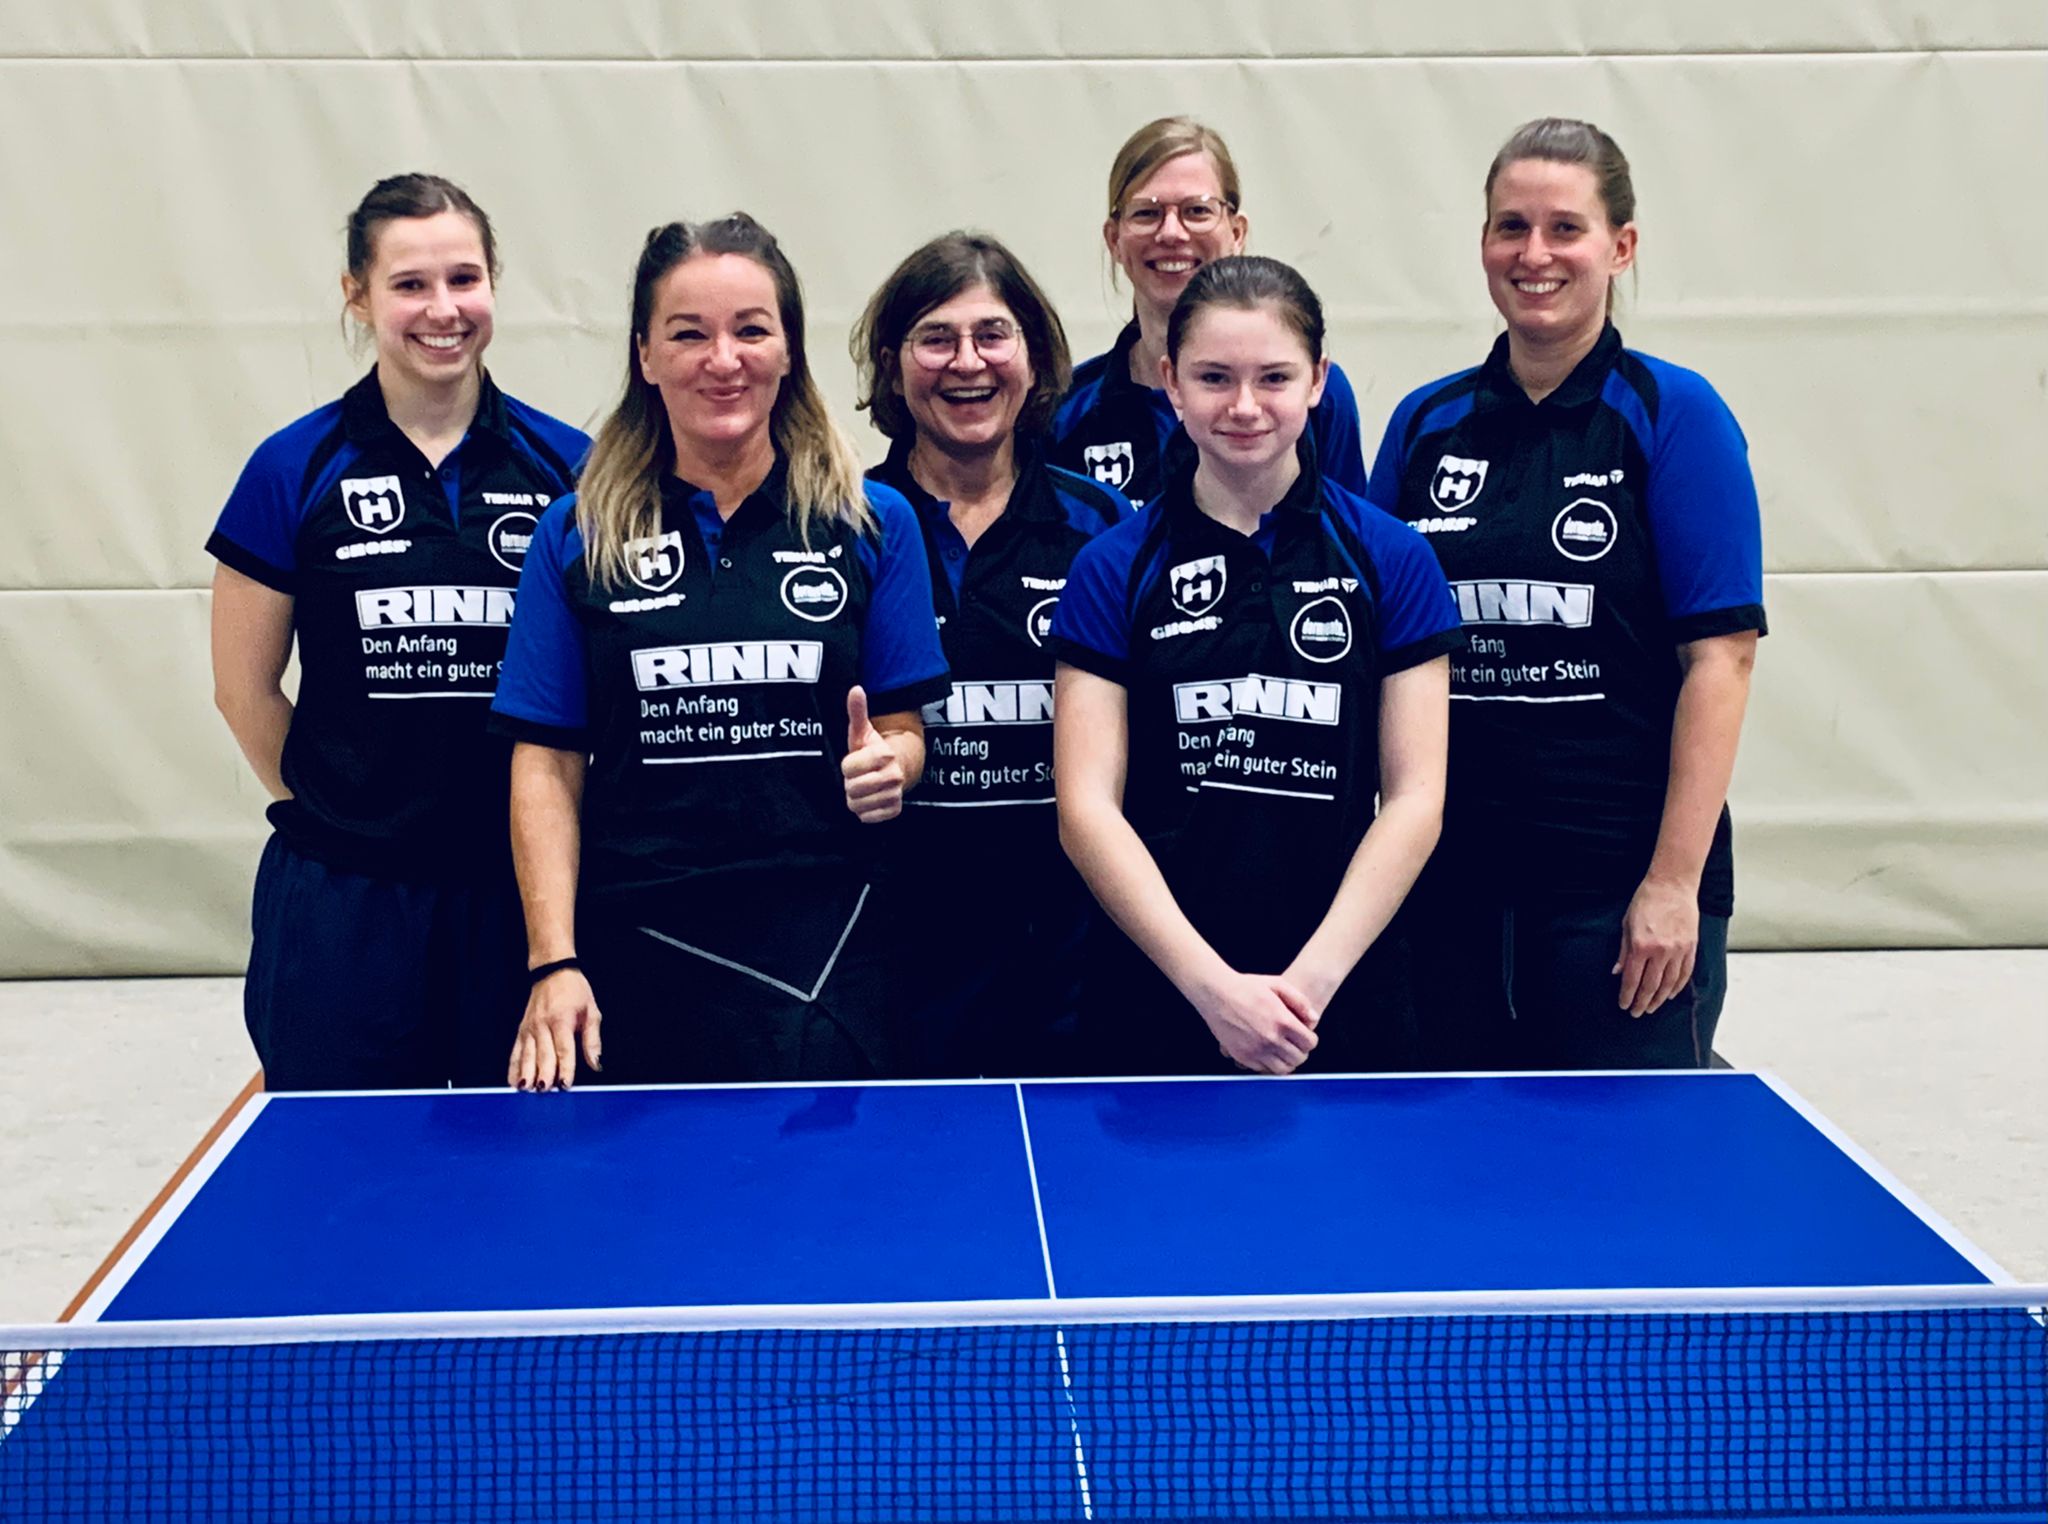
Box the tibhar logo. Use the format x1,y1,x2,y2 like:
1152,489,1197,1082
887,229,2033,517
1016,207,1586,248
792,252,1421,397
1168,555,1227,618
1024,596,1059,648
1451,580,1595,627
356,586,515,628
1173,674,1342,725
1551,498,1618,563
341,476,406,535
488,511,538,571
780,566,848,623
625,531,685,593
1082,440,1135,492
1289,597,1353,664
1429,455,1488,513
632,641,824,692
924,681,1055,727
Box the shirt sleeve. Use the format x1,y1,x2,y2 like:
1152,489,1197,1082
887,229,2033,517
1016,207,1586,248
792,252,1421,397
490,498,591,747
1311,361,1371,499
1361,510,1465,673
853,484,951,715
205,433,307,591
1047,526,1136,683
1364,388,1424,515
1643,364,1768,641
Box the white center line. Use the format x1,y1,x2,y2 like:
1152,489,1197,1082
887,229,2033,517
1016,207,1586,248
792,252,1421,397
1013,1084,1093,1520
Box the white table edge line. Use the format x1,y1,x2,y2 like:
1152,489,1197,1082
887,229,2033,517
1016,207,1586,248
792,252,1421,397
1754,1070,2016,1286
69,1094,275,1324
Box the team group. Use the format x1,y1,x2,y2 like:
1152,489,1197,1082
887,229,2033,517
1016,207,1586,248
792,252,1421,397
205,114,1766,1094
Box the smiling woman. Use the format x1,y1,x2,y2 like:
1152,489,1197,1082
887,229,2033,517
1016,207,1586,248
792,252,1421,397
850,232,1126,1077
1048,117,1371,507
1367,118,1767,1070
489,213,950,1090
203,173,589,1092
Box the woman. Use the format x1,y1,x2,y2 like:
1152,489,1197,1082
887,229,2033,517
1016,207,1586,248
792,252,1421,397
851,232,1126,1076
491,214,948,1089
1049,116,1370,507
1053,256,1459,1076
1367,118,1766,1069
208,173,588,1091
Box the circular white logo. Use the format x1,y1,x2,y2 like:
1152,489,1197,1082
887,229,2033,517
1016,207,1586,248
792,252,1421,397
1289,597,1353,663
1552,498,1618,562
1025,596,1059,649
488,511,538,571
781,566,849,622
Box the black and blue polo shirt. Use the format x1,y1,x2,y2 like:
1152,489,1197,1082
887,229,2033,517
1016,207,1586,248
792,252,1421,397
490,465,949,990
868,439,1127,841
1048,319,1371,506
1051,447,1461,978
1366,324,1767,911
206,369,587,878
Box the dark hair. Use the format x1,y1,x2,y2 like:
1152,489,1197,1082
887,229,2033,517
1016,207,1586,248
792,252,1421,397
577,213,867,583
851,232,1072,441
1164,255,1325,366
1484,117,1636,228
344,173,499,287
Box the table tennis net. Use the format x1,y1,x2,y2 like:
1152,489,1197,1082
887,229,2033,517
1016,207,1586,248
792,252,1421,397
5,1298,2045,1522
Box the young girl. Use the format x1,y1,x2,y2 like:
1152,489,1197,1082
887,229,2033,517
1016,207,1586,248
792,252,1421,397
1051,257,1458,1075
208,173,586,1090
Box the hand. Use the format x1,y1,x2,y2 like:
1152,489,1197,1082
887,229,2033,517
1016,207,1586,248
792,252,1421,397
841,686,906,823
508,967,602,1090
1613,874,1699,1017
1192,971,1320,1076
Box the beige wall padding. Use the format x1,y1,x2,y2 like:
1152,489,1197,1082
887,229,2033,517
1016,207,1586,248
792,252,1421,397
3,6,2044,974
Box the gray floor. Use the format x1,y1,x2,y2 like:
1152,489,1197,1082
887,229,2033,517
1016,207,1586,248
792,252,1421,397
0,952,2041,1324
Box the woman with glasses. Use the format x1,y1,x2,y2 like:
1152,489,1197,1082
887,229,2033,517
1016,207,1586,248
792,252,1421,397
490,214,949,1089
1049,116,1371,507
852,232,1127,1076
1367,119,1765,1069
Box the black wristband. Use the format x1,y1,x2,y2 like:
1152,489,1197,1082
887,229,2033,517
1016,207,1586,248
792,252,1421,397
528,957,583,986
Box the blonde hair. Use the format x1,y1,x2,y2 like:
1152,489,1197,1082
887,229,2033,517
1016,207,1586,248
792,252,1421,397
578,215,868,587
1106,116,1242,218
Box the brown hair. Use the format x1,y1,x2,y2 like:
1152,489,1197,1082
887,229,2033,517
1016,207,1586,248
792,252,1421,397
576,214,868,587
1165,255,1325,367
344,173,499,287
1106,116,1242,219
1484,117,1635,228
852,232,1072,442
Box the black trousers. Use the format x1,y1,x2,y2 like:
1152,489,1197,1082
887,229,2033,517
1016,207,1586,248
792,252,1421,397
1404,866,1731,1070
244,834,527,1090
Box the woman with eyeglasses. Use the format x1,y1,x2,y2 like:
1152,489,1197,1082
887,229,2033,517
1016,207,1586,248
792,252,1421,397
853,232,1127,1076
490,214,949,1089
1048,116,1370,508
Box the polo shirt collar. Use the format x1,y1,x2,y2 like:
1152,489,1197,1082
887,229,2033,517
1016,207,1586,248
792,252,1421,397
871,437,1064,526
1476,321,1623,413
1159,435,1324,531
341,366,513,446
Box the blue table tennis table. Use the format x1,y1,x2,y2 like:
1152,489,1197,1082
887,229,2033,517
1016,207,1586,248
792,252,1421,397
3,1071,2043,1521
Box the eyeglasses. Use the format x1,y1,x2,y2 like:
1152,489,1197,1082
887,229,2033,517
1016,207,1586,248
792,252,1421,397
905,319,1021,370
1117,195,1234,233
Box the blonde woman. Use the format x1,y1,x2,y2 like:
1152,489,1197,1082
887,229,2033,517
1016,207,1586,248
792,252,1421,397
491,215,948,1088
1049,116,1369,506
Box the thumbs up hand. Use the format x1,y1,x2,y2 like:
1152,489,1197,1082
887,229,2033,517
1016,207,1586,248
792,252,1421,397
842,685,906,823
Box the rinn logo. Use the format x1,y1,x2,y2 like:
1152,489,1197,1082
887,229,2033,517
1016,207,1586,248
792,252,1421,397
1173,674,1342,725
356,586,515,628
923,681,1056,727
631,641,824,691
1450,580,1595,627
